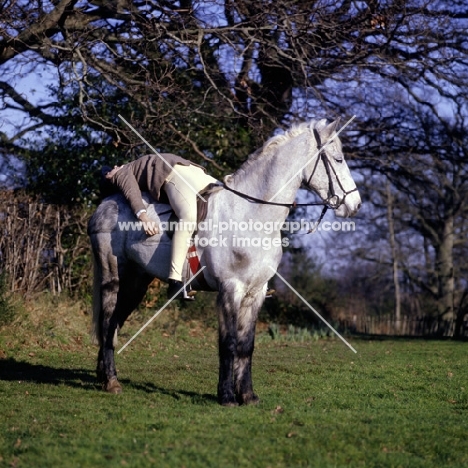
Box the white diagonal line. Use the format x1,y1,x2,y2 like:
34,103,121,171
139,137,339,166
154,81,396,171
268,266,357,353
117,267,206,354
268,115,356,203
118,114,207,203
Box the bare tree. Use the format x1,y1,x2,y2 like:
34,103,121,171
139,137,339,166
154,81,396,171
1,0,467,326
345,101,468,329
1,1,466,163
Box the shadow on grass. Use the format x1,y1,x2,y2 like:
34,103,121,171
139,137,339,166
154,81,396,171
0,357,99,390
0,357,218,404
122,379,218,405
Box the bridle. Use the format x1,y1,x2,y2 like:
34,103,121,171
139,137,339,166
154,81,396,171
223,127,358,221
308,128,359,210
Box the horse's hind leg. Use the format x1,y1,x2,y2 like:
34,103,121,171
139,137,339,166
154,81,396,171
97,274,121,393
234,290,264,405
98,262,153,394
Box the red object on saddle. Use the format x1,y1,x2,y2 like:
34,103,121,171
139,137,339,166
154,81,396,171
187,245,211,290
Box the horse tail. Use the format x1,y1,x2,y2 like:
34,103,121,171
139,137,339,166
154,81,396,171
90,249,102,346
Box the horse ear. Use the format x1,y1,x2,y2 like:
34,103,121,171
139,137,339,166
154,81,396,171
321,118,341,141
316,119,328,129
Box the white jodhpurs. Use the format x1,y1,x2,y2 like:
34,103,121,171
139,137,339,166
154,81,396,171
163,164,217,281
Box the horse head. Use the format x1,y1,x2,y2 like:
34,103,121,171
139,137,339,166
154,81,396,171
303,119,361,218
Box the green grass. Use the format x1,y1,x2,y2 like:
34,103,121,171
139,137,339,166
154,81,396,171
0,301,467,467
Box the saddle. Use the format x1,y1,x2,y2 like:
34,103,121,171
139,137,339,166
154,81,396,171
196,182,223,226
187,183,223,291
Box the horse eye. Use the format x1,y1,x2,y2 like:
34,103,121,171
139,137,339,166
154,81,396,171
335,157,344,164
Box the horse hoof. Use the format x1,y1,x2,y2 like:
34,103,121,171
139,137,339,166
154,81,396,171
105,377,122,394
221,401,239,407
219,394,239,407
240,393,260,406
245,396,260,406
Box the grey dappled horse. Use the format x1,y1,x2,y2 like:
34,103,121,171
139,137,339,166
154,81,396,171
88,118,361,406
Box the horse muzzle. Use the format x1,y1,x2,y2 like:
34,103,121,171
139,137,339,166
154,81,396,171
334,191,361,218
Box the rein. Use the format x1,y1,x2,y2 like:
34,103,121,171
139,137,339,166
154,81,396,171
221,184,326,208
222,182,329,234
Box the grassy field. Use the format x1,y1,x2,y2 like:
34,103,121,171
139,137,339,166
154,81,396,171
0,296,467,467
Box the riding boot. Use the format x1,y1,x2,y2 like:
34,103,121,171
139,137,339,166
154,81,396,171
167,279,197,301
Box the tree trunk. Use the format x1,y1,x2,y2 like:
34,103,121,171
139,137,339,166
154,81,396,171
386,183,401,333
435,216,454,318
453,288,467,338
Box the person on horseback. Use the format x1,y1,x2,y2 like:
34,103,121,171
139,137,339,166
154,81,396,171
103,153,217,300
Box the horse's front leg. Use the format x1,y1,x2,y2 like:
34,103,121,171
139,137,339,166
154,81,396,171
234,291,264,405
216,286,264,406
217,292,238,406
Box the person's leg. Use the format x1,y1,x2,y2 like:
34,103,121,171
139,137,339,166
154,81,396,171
164,165,217,283
164,181,196,282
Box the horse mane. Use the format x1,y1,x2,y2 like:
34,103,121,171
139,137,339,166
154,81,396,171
224,119,327,185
